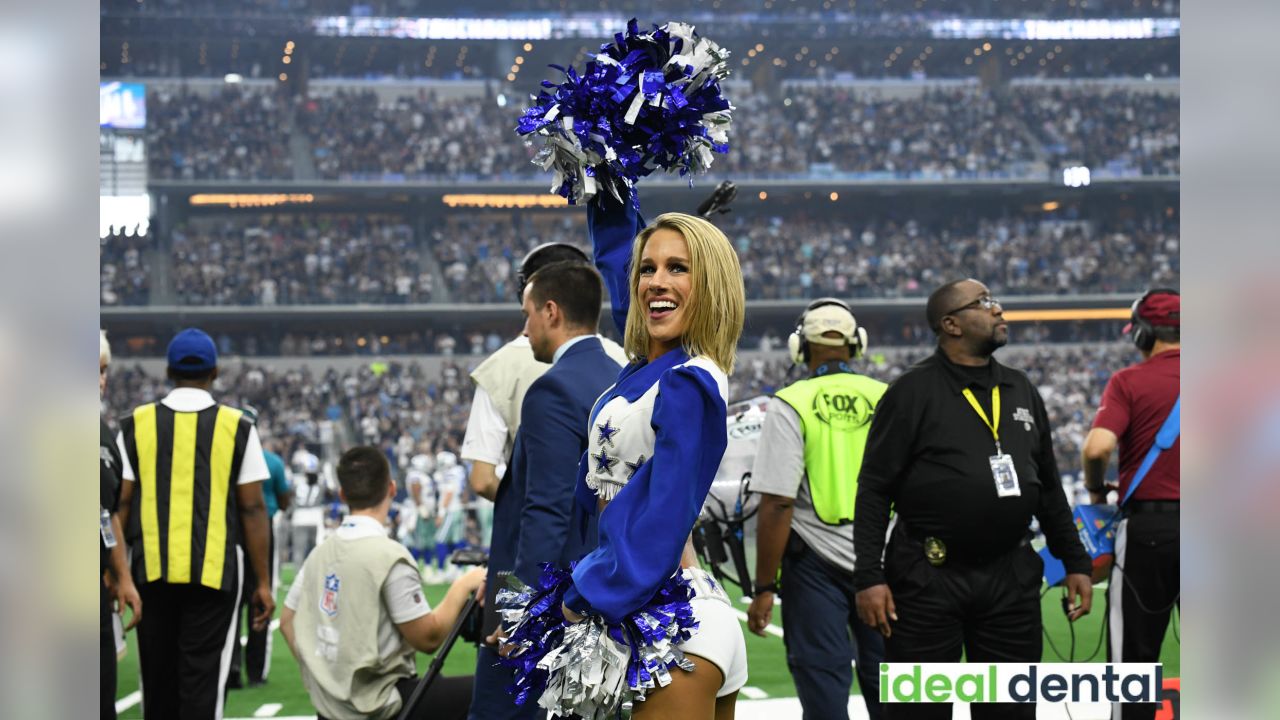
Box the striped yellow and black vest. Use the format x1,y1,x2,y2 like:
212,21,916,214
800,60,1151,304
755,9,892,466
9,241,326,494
119,402,253,592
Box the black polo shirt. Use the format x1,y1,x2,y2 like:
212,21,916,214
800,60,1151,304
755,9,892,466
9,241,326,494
853,348,1091,590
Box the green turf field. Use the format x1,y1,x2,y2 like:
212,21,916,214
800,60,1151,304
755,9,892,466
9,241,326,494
114,565,1179,718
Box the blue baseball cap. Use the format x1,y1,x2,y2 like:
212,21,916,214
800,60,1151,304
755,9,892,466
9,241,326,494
167,328,218,371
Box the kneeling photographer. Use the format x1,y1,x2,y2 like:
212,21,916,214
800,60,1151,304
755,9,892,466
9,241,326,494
281,446,484,720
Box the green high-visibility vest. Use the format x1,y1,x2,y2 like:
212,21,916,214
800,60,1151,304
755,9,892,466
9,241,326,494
774,372,887,525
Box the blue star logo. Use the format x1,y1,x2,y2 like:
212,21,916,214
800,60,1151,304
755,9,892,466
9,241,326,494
624,454,647,480
593,449,619,475
596,418,620,448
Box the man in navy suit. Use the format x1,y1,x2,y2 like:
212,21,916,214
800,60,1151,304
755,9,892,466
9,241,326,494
469,260,622,720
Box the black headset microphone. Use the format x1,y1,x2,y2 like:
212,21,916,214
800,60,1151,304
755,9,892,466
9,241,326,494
1127,287,1180,352
787,298,868,366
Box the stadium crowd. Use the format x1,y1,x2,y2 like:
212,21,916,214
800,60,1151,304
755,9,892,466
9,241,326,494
168,215,433,305
146,85,294,181
1009,86,1180,177
298,89,532,181
724,212,1180,300
112,208,1175,306
725,86,1037,178
108,329,512,359
100,231,153,306
140,84,1179,182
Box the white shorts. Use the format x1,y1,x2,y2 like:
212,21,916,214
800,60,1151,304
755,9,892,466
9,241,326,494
678,568,749,697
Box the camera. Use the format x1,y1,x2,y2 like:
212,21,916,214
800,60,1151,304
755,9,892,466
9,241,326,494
448,548,488,644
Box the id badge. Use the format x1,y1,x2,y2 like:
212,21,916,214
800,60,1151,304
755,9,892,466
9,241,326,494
100,507,118,549
990,454,1021,498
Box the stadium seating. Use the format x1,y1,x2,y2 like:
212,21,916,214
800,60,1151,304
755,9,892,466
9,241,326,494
1007,85,1180,177
100,231,153,306
117,207,1176,305
140,82,1179,182
147,85,294,181
168,215,430,305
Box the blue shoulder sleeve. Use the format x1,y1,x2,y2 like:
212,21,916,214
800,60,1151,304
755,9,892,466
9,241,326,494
588,194,646,336
563,363,727,623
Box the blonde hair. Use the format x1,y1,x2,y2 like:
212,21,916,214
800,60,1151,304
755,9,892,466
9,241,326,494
100,329,112,366
623,212,745,373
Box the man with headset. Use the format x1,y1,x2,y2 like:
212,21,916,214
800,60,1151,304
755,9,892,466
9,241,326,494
1082,289,1180,720
748,299,886,720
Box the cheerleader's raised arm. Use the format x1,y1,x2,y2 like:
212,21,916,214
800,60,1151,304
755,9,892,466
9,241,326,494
588,194,646,336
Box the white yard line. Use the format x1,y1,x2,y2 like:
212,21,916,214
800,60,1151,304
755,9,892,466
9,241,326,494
252,703,284,717
114,690,142,714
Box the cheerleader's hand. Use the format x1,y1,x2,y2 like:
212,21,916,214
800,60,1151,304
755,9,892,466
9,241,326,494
561,603,584,624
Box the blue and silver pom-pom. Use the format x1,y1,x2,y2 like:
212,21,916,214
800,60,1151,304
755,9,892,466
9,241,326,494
497,564,700,719
515,18,733,206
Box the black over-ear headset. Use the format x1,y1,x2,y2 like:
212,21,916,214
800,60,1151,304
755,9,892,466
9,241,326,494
1128,287,1179,352
787,297,868,365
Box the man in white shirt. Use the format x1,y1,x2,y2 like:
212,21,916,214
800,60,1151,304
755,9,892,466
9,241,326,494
281,446,484,720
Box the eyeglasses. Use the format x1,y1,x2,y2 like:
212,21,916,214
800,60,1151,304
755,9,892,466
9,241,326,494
945,295,1002,316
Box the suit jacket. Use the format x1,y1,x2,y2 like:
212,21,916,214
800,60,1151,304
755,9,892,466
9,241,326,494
490,336,621,590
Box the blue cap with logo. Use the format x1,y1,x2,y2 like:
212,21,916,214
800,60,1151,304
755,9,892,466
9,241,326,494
167,328,218,371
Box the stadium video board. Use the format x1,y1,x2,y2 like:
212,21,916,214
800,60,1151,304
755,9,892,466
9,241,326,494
100,82,146,130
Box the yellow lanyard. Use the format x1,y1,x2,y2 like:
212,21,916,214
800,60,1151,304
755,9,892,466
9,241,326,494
961,386,1002,454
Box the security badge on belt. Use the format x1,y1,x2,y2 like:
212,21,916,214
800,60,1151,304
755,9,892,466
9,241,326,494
924,536,947,566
